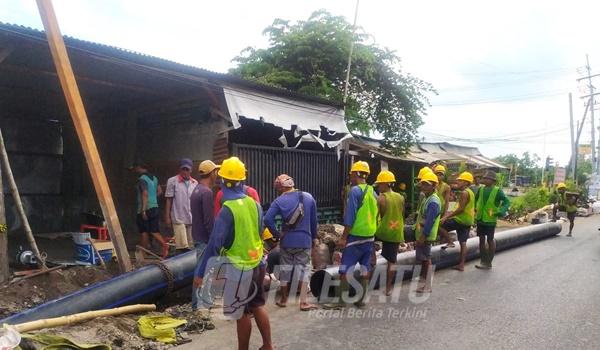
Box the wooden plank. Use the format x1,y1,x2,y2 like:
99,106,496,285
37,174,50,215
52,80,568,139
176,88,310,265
36,0,132,272
0,145,8,283
0,128,46,269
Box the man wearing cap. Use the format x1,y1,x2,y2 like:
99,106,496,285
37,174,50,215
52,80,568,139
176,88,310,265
474,170,510,269
264,174,318,311
434,164,453,248
190,160,220,252
132,162,168,258
194,157,272,350
414,171,441,293
374,170,405,295
165,158,198,251
552,183,578,236
325,161,378,309
439,172,475,271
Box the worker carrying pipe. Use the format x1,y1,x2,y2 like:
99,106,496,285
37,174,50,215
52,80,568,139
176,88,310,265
324,161,378,309
193,156,273,350
552,182,578,237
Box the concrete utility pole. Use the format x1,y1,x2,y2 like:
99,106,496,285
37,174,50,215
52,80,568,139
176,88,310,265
343,0,360,104
585,55,597,172
569,93,576,180
36,0,132,272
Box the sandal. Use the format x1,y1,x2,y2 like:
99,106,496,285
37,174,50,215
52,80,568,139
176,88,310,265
300,303,318,311
275,301,287,308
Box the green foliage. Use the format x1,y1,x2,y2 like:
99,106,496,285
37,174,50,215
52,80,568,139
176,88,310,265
230,10,435,154
576,156,592,185
494,151,542,185
508,187,550,217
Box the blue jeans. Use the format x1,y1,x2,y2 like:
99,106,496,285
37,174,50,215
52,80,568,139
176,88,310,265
192,241,211,310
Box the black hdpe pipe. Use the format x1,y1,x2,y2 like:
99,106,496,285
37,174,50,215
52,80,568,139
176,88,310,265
1,251,197,325
310,222,562,298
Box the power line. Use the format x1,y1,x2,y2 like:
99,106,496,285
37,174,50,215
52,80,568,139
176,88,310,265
432,90,568,107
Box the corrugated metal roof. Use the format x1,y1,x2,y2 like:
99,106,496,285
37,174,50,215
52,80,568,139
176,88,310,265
0,22,344,108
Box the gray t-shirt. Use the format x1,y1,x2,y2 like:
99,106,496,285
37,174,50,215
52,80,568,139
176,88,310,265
165,175,198,225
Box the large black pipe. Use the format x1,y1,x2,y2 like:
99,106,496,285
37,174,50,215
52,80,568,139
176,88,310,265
1,251,197,325
310,222,562,298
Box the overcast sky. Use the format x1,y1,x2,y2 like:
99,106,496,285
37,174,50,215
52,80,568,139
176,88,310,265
3,0,600,166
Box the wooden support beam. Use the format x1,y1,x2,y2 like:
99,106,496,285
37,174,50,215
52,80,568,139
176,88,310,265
0,129,46,269
0,144,8,283
36,0,132,272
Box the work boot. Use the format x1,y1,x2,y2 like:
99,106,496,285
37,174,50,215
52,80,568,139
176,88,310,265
322,279,348,309
354,279,369,308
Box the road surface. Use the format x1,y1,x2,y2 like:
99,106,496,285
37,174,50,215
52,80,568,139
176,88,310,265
184,216,600,349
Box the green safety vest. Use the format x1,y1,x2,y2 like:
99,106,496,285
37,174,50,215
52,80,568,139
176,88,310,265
350,184,378,237
221,196,263,270
453,188,475,226
476,186,499,224
415,193,441,242
375,191,405,243
137,174,159,213
558,192,578,213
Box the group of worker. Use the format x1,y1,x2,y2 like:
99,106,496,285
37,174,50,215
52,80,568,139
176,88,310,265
321,161,510,309
130,155,515,350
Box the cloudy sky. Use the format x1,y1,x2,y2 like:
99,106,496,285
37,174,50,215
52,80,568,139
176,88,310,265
3,0,600,166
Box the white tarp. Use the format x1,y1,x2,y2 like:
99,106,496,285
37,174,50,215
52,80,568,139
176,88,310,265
223,86,351,136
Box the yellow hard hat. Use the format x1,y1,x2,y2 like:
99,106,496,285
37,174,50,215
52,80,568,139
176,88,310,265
417,166,433,180
434,164,446,174
374,170,396,184
457,171,474,184
218,156,246,181
419,172,439,185
350,161,370,174
557,182,567,190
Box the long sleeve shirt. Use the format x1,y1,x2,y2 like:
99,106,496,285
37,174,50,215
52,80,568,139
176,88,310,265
195,185,263,279
343,184,378,243
190,183,215,243
475,186,510,225
264,190,318,249
422,199,441,238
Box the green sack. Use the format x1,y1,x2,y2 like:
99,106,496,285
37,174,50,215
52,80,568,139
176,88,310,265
19,333,111,350
137,315,187,344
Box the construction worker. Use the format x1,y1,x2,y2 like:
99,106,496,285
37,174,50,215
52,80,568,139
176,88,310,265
264,174,318,311
414,171,441,294
165,158,198,251
374,170,405,296
194,157,273,350
439,172,475,271
552,183,578,236
474,170,510,270
325,161,378,309
131,161,169,258
434,164,453,248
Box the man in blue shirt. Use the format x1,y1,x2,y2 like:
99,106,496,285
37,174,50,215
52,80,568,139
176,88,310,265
193,157,273,350
325,161,378,309
264,174,318,311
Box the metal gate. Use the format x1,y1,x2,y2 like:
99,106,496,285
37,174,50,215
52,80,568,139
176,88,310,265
231,144,344,210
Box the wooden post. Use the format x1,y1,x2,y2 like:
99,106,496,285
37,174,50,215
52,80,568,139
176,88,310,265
0,129,46,269
36,0,132,272
0,145,9,283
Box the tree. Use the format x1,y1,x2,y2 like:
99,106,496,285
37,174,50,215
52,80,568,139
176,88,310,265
495,152,542,186
230,10,434,154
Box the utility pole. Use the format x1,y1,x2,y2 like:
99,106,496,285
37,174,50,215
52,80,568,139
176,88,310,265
569,93,576,180
585,55,597,172
343,0,360,104
36,0,132,272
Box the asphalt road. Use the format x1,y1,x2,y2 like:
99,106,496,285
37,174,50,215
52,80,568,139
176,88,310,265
185,216,600,350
